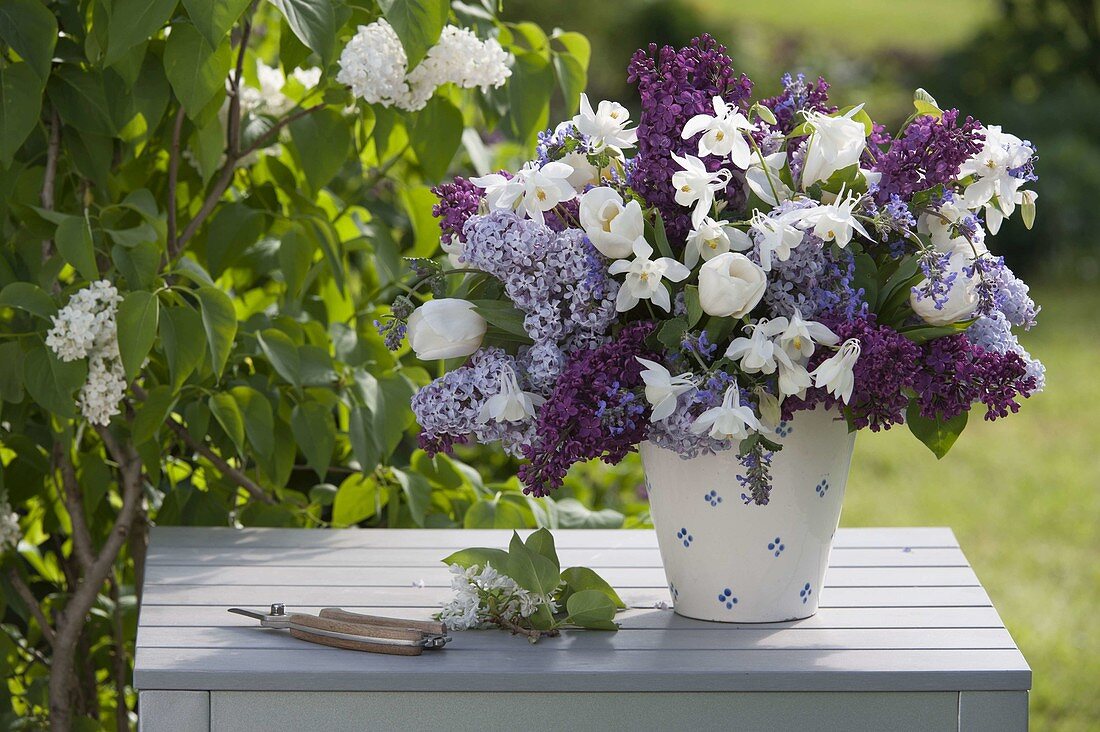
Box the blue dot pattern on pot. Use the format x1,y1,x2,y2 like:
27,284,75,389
669,582,679,601
815,478,829,497
704,489,722,507
775,420,792,438
800,582,813,604
768,536,785,557
718,588,738,609
676,527,693,547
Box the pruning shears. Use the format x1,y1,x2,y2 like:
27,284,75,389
228,603,451,656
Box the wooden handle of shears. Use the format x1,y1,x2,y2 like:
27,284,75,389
286,613,424,656
318,607,447,635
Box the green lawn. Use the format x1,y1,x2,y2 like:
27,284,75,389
842,282,1100,730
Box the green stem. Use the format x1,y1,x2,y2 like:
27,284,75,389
748,135,782,205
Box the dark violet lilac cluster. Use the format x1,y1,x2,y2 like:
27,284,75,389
760,73,835,135
872,110,984,203
517,322,656,496
431,176,482,249
911,334,1037,422
626,34,753,244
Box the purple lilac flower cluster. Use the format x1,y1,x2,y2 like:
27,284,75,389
760,73,835,135
431,176,482,249
517,322,656,496
626,34,753,243
911,334,1037,422
872,110,984,203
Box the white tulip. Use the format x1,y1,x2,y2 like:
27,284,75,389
406,299,487,360
811,338,861,404
579,187,645,259
690,383,761,441
801,105,868,187
477,366,545,424
608,238,691,313
909,251,981,326
684,217,751,269
572,93,637,153
697,252,767,319
636,358,695,422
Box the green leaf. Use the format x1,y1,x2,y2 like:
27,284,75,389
0,283,56,320
463,498,528,528
270,0,336,65
554,497,624,529
392,468,432,526
348,403,382,474
55,214,99,281
47,66,116,137
0,0,58,83
657,318,688,351
181,0,252,48
378,0,448,69
159,306,206,391
133,385,178,441
208,392,245,453
116,291,160,382
106,0,178,66
560,566,625,609
851,252,878,308
0,341,24,403
163,22,232,119
205,202,265,277
231,386,274,463
194,286,237,378
372,373,416,461
524,528,559,571
23,345,86,418
906,401,968,459
652,212,674,259
291,401,334,479
289,108,351,193
440,547,509,570
112,241,161,290
913,88,943,119
257,328,301,387
278,226,315,300
565,589,617,630
411,96,463,181
332,473,387,527
399,185,443,258
471,299,528,338
899,320,974,345
508,52,554,144
550,31,589,114
0,63,43,167
506,531,560,595
684,285,703,328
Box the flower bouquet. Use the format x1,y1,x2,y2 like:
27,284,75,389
383,35,1043,621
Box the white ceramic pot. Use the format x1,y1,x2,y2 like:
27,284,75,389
640,405,856,622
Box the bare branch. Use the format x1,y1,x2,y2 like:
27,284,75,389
166,419,275,504
227,15,253,156
239,104,324,158
6,568,55,647
40,109,61,267
166,108,186,260
57,444,94,571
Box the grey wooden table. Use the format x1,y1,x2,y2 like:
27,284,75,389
135,527,1030,731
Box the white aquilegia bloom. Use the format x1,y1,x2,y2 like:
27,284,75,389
697,252,767,318
909,251,981,326
690,383,761,441
724,317,788,374
681,95,755,168
609,238,691,313
745,151,792,206
671,153,732,227
800,105,868,187
477,366,545,424
406,299,487,360
579,187,645,259
959,125,1036,234
775,349,813,398
683,217,752,269
472,161,576,224
811,338,861,404
750,209,805,271
776,309,839,360
636,358,695,422
0,501,20,552
799,187,871,248
572,93,637,153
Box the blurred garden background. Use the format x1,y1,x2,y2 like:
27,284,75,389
499,0,1100,728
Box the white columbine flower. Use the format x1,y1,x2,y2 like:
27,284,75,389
775,349,813,398
579,187,645,259
725,317,789,374
671,153,732,227
683,217,752,269
690,383,761,441
745,151,792,206
406,299,487,360
636,358,695,422
477,366,545,424
608,238,691,313
800,105,868,187
471,161,576,224
959,125,1035,233
681,95,755,168
776,309,839,360
697,252,767,318
750,209,805,271
811,338,861,404
572,94,637,153
799,187,871,248
909,251,981,326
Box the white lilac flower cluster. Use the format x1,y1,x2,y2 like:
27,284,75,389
0,501,20,553
337,21,512,112
240,61,322,116
438,563,542,631
45,281,128,425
